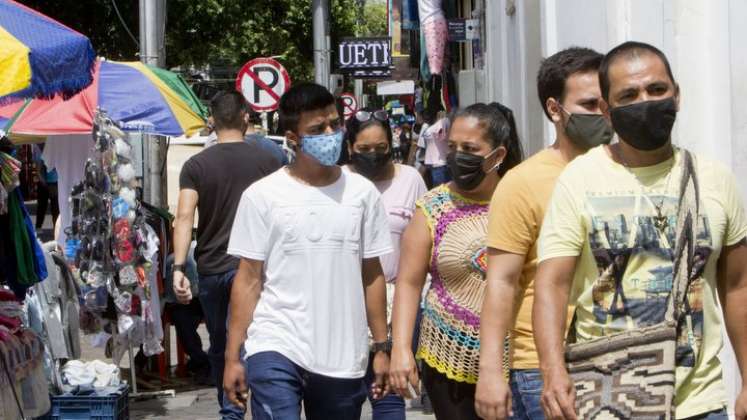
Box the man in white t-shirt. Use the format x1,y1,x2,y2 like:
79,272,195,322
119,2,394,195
223,83,393,420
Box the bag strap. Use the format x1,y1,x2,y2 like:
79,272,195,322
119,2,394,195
667,149,700,321
566,312,578,345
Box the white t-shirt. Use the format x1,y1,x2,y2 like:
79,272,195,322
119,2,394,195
423,118,450,167
344,164,427,283
227,168,393,378
418,0,444,24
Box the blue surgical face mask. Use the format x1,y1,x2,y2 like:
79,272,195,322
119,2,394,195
300,130,344,166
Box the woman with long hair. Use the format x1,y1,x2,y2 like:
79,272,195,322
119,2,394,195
344,107,428,420
389,103,523,419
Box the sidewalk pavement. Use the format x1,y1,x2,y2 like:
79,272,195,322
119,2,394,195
79,324,435,420
130,387,436,420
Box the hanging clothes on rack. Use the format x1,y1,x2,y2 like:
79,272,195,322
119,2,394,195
419,0,447,75
402,0,420,30
0,288,51,420
0,137,47,300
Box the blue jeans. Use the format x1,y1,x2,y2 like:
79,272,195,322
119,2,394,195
197,269,243,419
429,165,451,187
244,351,368,420
683,408,728,419
364,360,406,420
509,369,544,420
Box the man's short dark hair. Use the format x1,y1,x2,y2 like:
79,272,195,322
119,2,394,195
210,91,248,131
599,41,676,101
537,47,604,120
278,83,335,133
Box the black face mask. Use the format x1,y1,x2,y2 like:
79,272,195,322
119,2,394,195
351,151,391,180
563,111,614,149
446,150,498,191
610,97,677,151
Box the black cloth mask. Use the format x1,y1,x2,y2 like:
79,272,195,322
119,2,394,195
610,97,677,151
446,149,499,191
350,151,391,180
564,111,614,149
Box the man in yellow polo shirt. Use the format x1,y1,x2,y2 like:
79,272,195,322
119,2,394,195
475,47,610,420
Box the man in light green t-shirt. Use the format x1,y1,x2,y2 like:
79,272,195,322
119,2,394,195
534,41,747,420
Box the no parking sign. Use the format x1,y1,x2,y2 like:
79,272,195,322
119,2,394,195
340,92,358,120
235,57,291,112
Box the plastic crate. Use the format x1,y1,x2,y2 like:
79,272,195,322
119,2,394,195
37,383,129,420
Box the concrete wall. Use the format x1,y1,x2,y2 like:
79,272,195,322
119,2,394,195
483,0,747,414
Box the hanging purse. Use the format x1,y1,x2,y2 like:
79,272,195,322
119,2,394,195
565,150,700,420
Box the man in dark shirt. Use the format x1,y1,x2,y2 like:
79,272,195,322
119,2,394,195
172,91,282,419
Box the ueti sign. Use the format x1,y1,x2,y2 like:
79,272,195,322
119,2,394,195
235,57,291,112
337,37,391,70
339,93,358,120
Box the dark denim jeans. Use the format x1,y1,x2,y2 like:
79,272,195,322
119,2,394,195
197,269,244,419
364,355,406,420
509,369,545,420
168,299,209,370
429,165,451,187
244,351,368,420
683,408,728,420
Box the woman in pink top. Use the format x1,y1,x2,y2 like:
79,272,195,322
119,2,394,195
344,108,427,420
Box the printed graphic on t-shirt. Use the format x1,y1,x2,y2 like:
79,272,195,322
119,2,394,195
585,193,712,368
276,204,362,253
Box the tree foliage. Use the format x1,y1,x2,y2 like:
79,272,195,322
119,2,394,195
18,0,366,82
357,2,388,37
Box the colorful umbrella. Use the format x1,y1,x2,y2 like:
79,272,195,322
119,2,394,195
0,60,207,138
0,0,96,103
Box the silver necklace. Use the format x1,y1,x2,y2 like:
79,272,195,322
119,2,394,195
612,145,675,236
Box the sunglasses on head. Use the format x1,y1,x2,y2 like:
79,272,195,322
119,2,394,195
355,110,389,123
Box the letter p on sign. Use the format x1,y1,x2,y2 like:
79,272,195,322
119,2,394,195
236,57,292,112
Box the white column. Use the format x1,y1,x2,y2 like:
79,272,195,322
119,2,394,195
729,0,747,202
483,0,544,155
671,0,732,163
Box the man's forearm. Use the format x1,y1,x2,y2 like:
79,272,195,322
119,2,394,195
533,282,570,372
173,216,193,265
723,278,747,377
479,277,519,374
225,261,262,362
365,274,389,343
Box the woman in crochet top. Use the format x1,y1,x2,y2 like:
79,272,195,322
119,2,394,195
389,103,523,419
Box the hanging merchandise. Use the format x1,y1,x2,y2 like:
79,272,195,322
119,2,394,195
402,0,420,30
66,110,163,361
0,145,20,216
0,136,47,299
442,70,457,111
0,151,20,192
419,24,432,82
419,0,447,75
0,289,51,419
0,139,52,420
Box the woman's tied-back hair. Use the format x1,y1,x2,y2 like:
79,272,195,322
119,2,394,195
449,102,524,177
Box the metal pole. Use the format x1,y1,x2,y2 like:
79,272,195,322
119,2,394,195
139,0,159,66
313,0,330,89
139,0,167,208
354,79,363,106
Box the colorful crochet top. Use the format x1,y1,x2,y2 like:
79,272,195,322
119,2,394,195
415,184,489,384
